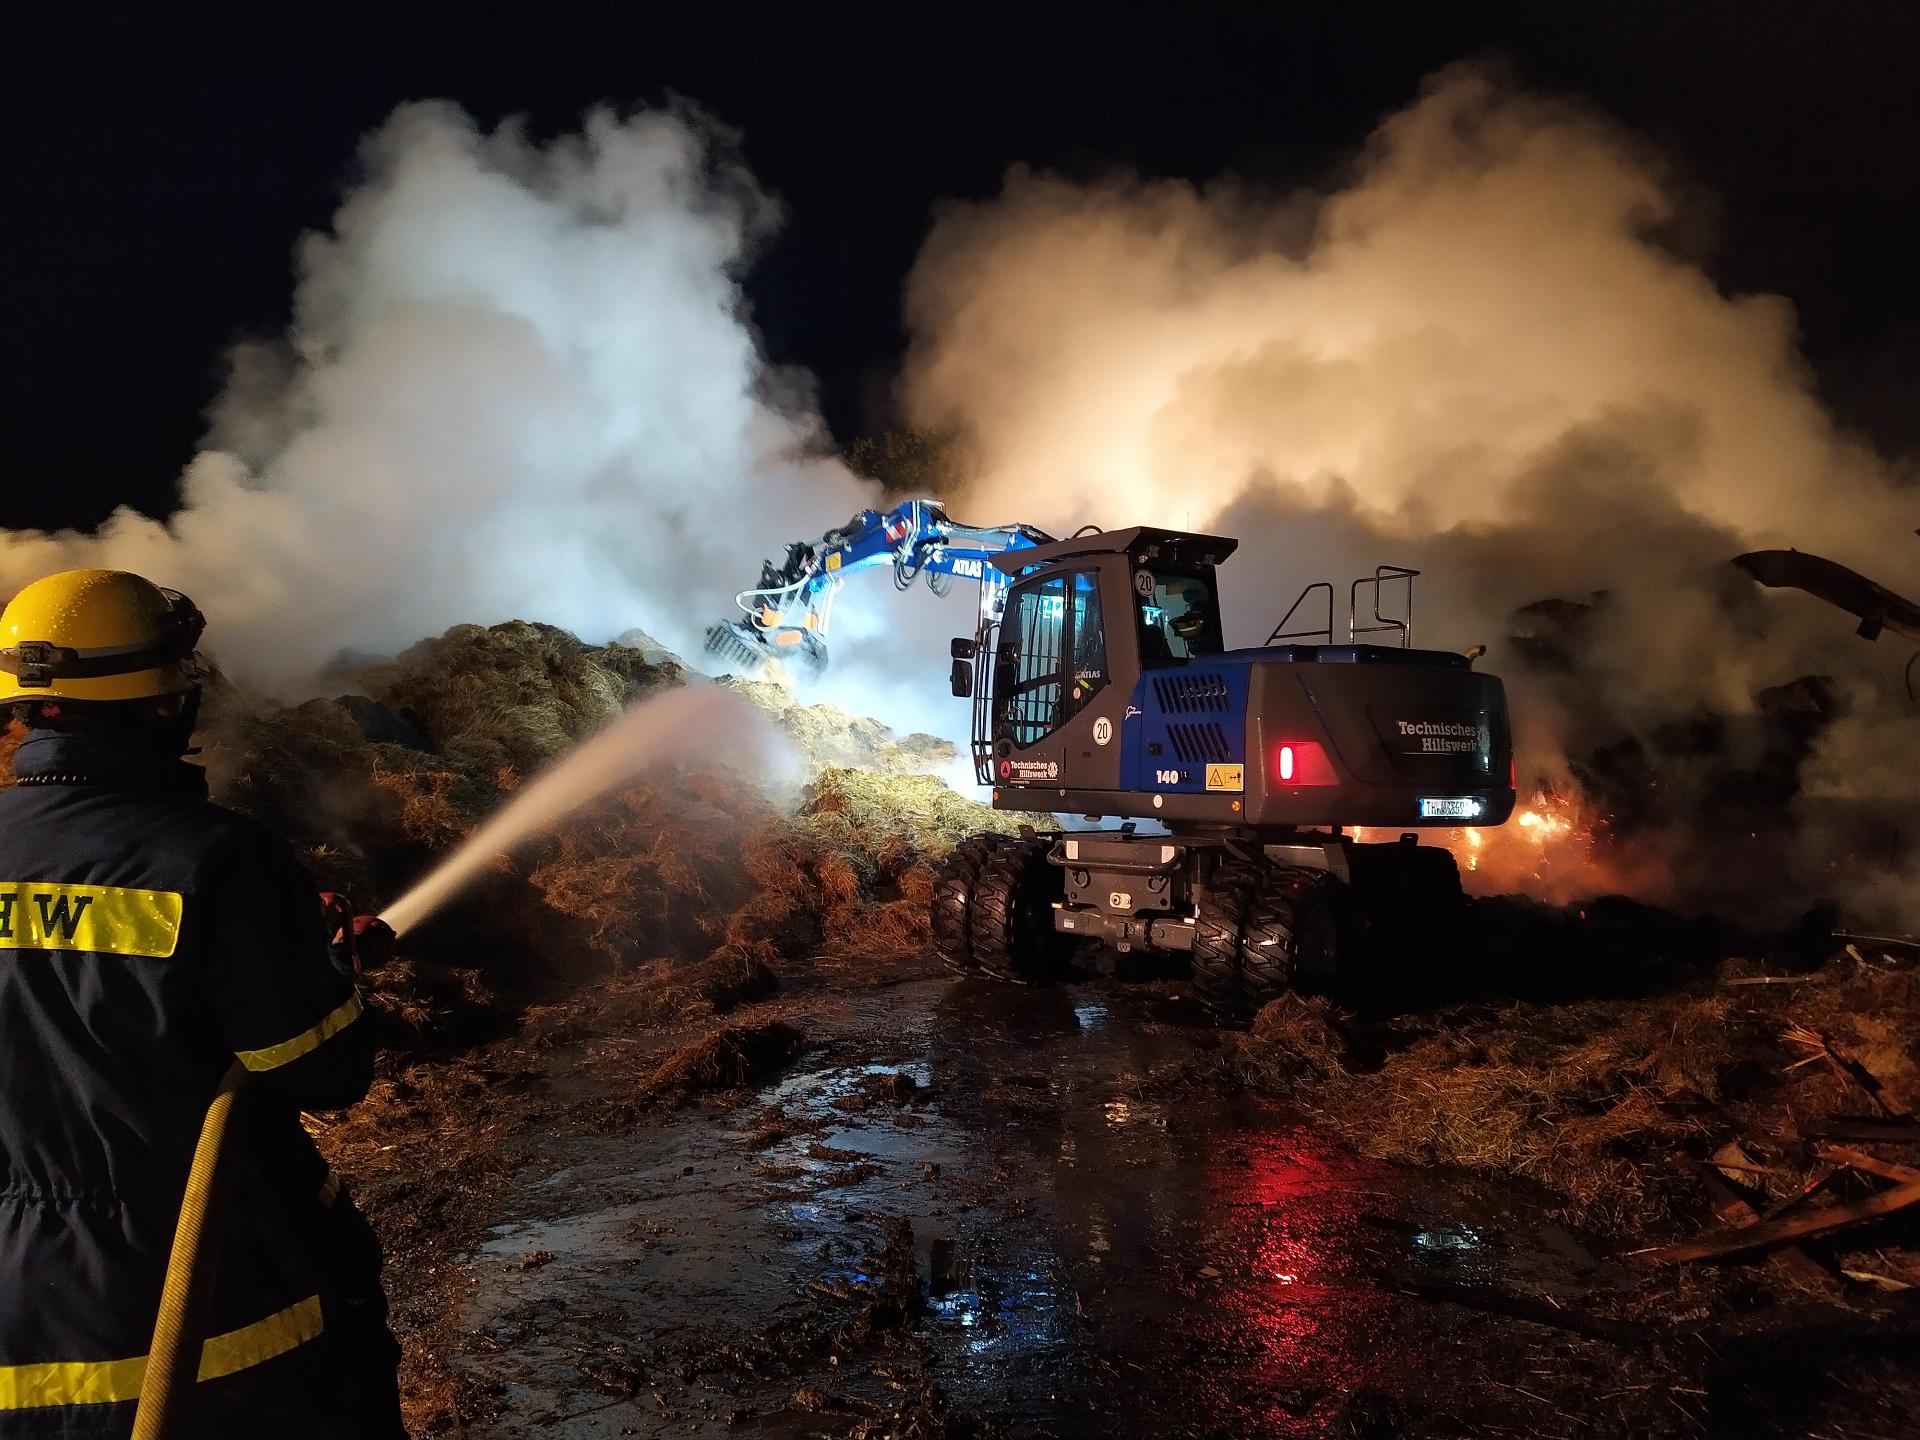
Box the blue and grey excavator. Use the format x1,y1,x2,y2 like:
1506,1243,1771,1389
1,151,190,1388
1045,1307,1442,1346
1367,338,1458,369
707,503,1516,1020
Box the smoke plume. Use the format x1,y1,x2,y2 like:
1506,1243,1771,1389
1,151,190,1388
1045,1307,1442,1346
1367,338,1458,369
900,65,1919,924
5,73,1915,925
1,101,874,684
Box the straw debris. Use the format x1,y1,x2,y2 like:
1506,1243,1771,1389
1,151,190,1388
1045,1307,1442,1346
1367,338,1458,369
1228,912,1920,1237
639,1021,805,1104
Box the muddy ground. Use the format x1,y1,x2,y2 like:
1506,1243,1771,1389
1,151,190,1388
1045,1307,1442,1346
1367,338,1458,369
325,943,1920,1440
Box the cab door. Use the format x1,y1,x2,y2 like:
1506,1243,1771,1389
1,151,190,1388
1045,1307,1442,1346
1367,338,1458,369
991,566,1126,793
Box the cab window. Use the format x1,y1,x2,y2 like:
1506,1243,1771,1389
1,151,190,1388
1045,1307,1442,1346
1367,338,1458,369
1000,574,1066,746
1066,570,1107,715
1137,569,1224,664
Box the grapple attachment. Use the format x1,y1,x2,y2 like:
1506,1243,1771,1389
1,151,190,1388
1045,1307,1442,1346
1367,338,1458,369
703,619,829,683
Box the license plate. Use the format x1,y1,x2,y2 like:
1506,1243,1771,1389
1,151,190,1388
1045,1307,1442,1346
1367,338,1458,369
1418,796,1482,819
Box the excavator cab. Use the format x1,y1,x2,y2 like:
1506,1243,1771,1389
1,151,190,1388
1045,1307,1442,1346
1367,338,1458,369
964,529,1236,793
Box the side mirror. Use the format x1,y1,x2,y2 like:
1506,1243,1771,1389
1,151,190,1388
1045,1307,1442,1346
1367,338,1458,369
950,637,977,660
950,658,974,698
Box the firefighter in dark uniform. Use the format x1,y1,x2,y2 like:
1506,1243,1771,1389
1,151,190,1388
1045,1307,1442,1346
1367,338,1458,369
0,569,406,1437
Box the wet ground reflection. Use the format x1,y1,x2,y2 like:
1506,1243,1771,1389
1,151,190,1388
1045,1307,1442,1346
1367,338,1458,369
455,975,1658,1437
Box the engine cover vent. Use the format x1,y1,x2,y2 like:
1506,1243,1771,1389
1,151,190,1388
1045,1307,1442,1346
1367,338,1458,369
1151,672,1232,714
1168,721,1234,764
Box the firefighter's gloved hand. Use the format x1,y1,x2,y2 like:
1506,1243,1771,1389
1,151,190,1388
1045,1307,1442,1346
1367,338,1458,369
318,893,395,975
350,914,397,972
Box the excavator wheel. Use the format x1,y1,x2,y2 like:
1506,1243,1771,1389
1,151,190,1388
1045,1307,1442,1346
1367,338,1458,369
931,833,1009,976
1242,871,1343,1006
1190,861,1260,1022
970,838,1072,984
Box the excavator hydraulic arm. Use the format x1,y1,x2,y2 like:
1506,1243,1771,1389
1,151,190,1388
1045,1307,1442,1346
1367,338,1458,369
704,499,1051,681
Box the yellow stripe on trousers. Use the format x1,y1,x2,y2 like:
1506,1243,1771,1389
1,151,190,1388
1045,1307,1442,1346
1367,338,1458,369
0,1295,323,1410
234,991,363,1073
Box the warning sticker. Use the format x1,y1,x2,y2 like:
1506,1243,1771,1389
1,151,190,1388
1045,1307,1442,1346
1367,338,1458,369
1204,764,1244,793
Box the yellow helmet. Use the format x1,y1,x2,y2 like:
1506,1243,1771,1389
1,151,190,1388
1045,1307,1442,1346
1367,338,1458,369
0,569,206,704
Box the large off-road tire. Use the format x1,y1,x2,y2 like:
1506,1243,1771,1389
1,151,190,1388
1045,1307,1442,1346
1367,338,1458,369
1190,861,1260,1022
1244,872,1344,1003
930,833,1009,976
971,838,1072,984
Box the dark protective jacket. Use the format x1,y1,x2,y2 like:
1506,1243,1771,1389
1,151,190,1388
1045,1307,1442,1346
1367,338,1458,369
0,728,373,1437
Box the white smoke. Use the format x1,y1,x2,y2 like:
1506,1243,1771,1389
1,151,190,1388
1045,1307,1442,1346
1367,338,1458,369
0,101,875,686
6,76,1915,923
899,64,1920,923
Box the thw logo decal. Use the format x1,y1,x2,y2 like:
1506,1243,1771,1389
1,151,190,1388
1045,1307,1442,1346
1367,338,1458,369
0,884,184,958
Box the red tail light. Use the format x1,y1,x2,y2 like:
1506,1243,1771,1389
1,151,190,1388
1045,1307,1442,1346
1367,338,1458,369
1510,755,1517,790
1272,740,1337,786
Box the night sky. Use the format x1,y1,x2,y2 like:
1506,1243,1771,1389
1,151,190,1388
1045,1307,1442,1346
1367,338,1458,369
6,5,1917,536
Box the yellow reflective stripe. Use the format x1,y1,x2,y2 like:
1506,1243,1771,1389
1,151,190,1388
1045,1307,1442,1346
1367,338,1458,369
0,883,183,959
235,991,363,1073
197,1294,324,1382
0,1355,145,1409
0,1294,324,1410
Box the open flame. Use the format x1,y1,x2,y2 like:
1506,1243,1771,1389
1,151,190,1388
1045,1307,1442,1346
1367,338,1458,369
1449,786,1600,896
1515,803,1575,845
1352,787,1597,893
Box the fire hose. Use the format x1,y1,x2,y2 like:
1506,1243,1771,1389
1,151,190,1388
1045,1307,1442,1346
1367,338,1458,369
130,1060,247,1440
129,900,393,1440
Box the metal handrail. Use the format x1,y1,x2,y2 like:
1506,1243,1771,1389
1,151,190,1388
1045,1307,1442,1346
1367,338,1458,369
970,617,1001,785
1349,565,1419,648
1267,582,1334,645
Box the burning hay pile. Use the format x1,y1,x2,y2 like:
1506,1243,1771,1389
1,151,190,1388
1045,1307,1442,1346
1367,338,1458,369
184,619,1009,1044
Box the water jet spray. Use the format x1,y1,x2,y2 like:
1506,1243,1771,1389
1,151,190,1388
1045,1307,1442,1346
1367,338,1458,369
380,686,771,937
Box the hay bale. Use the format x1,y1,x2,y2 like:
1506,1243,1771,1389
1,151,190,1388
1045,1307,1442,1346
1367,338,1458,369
1233,994,1351,1087
198,688,400,849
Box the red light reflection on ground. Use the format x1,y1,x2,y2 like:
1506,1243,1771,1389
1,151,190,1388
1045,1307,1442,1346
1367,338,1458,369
1193,1134,1402,1427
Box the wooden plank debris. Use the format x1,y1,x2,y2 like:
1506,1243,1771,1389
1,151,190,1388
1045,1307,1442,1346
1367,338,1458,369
1636,1176,1920,1264
1841,1268,1915,1292
1832,930,1920,955
1815,1144,1920,1186
1758,1164,1839,1223
1698,1145,1832,1289
1796,1118,1920,1145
